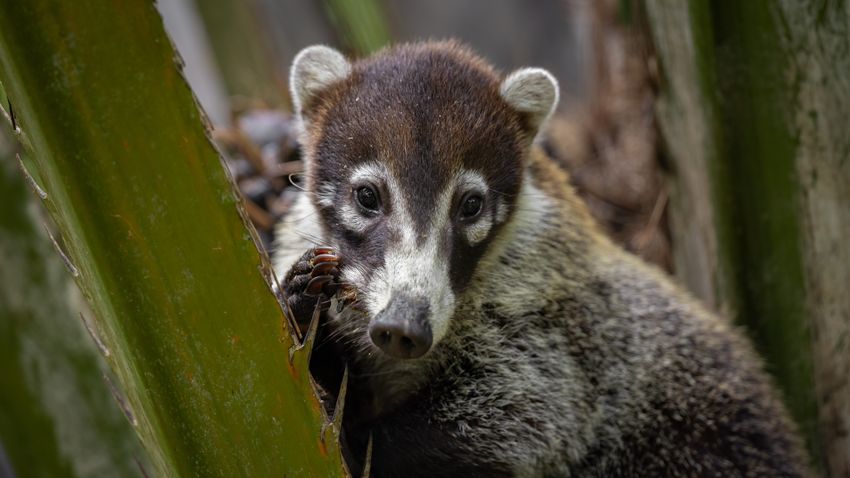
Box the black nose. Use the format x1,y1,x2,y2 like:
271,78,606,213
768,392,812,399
369,295,433,359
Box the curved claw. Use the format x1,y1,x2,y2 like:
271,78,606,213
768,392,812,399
311,261,339,277
313,246,335,256
310,253,339,266
305,275,335,296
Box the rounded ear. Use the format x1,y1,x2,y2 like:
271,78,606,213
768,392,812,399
500,67,559,135
290,45,351,121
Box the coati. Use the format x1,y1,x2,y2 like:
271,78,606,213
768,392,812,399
273,41,808,477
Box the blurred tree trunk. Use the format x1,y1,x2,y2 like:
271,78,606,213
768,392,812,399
645,1,850,474
548,0,669,270
0,1,346,476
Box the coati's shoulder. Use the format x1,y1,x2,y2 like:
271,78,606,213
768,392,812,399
531,153,810,474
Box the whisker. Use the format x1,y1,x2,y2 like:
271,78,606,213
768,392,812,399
287,173,311,191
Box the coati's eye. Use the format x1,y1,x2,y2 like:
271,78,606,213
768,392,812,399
355,185,380,212
459,193,483,220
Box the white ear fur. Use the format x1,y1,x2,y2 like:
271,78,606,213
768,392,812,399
500,67,559,133
290,45,351,119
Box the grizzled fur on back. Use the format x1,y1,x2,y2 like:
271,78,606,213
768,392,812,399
273,42,808,477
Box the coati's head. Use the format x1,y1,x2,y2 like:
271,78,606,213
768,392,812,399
291,41,557,361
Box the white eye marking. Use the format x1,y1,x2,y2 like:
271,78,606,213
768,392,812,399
350,162,386,186
339,203,372,233
456,170,492,245
465,217,492,245
336,162,387,232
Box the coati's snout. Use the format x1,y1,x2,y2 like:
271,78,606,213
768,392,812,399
369,294,433,359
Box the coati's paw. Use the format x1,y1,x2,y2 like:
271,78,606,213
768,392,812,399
282,247,341,331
